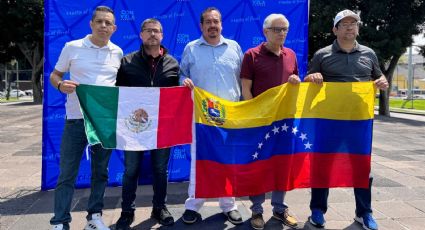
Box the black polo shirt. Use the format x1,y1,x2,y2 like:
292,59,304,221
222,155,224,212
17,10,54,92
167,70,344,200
308,40,382,82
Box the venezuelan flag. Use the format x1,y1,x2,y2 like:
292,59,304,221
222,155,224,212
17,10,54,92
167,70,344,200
193,82,375,198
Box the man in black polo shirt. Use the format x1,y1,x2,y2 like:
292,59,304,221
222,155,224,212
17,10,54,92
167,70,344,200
304,9,388,230
114,18,179,230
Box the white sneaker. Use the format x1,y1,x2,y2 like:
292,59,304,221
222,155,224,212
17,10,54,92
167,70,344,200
84,213,110,230
51,224,63,230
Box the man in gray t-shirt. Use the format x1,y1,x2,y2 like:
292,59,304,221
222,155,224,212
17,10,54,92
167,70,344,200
304,9,388,230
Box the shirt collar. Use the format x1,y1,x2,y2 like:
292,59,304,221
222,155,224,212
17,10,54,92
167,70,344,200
332,39,360,53
83,35,113,50
260,42,287,56
198,35,228,47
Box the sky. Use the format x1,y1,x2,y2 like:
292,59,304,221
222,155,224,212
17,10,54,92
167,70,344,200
413,34,425,46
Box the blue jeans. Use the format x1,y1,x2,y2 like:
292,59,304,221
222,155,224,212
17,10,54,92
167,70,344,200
249,191,288,214
50,119,111,226
121,148,171,212
310,177,373,216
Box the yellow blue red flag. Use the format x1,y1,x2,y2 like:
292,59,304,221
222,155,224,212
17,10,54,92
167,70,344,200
192,82,375,198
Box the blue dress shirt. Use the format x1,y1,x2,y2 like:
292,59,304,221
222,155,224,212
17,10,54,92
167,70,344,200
179,35,243,102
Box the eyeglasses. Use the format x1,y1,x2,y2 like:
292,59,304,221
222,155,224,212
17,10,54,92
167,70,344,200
267,27,288,33
143,28,162,34
339,22,359,29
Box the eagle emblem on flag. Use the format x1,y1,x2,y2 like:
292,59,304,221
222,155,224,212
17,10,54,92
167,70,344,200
125,108,151,133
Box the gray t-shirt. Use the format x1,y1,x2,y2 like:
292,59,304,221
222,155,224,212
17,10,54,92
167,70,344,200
308,40,382,82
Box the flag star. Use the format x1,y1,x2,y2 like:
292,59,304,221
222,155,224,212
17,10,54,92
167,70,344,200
299,133,307,141
253,152,259,159
272,126,280,134
265,133,270,140
258,142,263,149
281,123,289,132
292,126,298,135
304,141,313,149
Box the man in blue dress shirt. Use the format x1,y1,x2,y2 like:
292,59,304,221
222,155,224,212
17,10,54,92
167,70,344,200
179,7,243,225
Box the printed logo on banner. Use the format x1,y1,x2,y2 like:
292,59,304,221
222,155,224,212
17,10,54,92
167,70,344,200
230,16,260,23
122,34,139,40
278,0,307,4
115,172,124,182
177,34,190,44
66,9,90,16
154,12,185,20
173,147,188,160
252,36,264,46
252,0,266,7
77,173,91,184
285,38,306,45
45,30,70,37
120,10,135,21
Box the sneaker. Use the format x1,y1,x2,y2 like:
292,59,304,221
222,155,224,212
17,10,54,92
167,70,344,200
182,209,200,224
85,213,110,230
273,209,298,227
250,213,265,230
51,224,63,230
115,211,134,230
354,213,378,230
151,207,174,226
224,210,243,225
309,209,325,228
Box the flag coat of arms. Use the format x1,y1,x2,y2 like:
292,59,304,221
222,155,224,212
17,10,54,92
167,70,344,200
76,85,193,151
192,82,375,198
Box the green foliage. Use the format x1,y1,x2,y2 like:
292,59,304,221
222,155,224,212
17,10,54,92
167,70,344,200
0,0,43,63
375,98,425,110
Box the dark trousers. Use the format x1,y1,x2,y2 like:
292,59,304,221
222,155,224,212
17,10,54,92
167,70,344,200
310,177,373,217
50,119,111,227
121,148,171,212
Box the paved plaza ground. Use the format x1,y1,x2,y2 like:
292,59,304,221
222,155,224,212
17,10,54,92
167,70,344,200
0,102,424,230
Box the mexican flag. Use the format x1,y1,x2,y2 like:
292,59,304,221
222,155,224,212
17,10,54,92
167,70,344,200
76,84,193,151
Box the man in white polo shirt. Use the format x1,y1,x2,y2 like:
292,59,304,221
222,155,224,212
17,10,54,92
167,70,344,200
48,6,123,230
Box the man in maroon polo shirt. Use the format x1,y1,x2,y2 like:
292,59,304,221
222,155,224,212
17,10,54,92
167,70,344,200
240,13,300,230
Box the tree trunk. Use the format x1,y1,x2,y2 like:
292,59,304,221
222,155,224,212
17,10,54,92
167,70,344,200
32,67,43,104
379,54,401,116
18,42,43,104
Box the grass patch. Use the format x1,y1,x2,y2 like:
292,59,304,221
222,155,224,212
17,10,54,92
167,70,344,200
375,98,425,110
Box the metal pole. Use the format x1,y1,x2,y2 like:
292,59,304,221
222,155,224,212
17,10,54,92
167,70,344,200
411,64,415,109
4,63,6,92
5,63,9,100
407,46,413,100
16,60,19,98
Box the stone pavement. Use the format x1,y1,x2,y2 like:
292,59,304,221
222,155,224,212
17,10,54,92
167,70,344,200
0,103,424,230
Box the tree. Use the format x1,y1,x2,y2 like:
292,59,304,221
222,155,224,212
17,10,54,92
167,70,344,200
309,0,425,116
0,0,44,103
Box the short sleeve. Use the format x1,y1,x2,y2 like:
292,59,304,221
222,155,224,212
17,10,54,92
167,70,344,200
54,43,71,73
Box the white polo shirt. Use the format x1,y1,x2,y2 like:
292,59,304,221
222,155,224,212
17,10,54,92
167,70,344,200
54,35,123,119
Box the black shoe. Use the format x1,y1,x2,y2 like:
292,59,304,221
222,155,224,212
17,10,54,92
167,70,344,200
250,213,265,230
151,207,174,226
115,211,134,230
225,210,243,225
182,209,200,224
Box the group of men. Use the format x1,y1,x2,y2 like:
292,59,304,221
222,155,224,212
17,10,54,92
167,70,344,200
49,5,388,230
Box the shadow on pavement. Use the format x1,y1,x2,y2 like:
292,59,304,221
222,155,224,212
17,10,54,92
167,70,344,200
375,114,425,126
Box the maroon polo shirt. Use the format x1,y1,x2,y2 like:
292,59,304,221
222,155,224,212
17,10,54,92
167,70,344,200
240,42,298,97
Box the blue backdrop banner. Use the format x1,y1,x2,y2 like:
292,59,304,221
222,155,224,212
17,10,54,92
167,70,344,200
42,0,309,190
